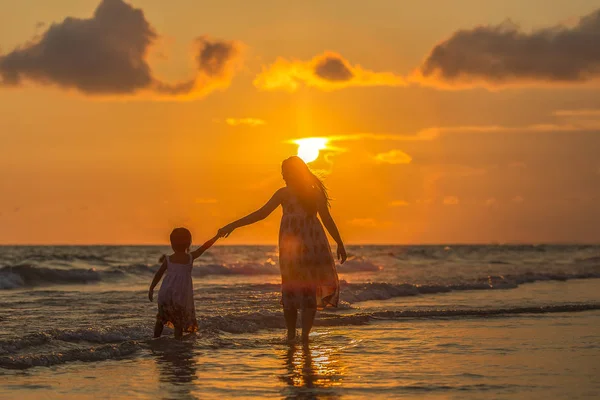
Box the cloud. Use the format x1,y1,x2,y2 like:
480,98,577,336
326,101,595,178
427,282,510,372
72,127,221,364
225,118,266,127
195,37,241,79
254,51,406,92
374,150,412,164
288,111,600,165
415,8,600,88
443,196,460,205
0,0,243,99
325,118,600,144
154,36,243,99
0,0,155,94
389,200,410,207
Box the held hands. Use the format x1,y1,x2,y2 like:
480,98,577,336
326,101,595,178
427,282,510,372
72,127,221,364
218,224,236,238
337,243,347,264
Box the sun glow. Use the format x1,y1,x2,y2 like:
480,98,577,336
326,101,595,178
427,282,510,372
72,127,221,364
294,138,329,163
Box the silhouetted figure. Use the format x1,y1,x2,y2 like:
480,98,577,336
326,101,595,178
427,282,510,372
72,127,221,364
219,156,346,343
148,228,219,339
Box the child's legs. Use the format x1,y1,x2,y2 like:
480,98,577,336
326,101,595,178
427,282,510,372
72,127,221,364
283,307,298,340
153,320,164,338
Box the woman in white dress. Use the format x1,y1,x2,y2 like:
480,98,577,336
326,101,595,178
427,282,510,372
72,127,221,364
219,156,346,343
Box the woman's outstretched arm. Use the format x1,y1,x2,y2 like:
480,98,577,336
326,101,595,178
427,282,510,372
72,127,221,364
317,198,347,264
219,188,285,237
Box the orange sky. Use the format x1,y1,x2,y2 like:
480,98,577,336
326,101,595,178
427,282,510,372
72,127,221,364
1,0,600,244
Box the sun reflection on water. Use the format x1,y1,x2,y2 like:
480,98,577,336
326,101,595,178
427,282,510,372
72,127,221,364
281,339,346,399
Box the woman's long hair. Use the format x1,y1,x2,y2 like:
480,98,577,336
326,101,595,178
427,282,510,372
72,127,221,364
281,156,330,214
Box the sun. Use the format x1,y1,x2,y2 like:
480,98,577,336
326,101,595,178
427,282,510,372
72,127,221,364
294,138,328,163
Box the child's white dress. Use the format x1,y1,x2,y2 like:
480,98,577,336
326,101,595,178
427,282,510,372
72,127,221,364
157,254,198,332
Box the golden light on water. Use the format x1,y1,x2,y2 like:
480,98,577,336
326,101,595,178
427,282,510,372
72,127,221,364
294,138,329,163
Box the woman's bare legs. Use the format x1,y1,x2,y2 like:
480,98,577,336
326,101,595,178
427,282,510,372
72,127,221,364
174,324,183,340
153,320,164,338
301,308,316,343
284,308,298,341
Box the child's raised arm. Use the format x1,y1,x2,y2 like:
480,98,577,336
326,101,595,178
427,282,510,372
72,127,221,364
148,259,167,302
190,233,220,260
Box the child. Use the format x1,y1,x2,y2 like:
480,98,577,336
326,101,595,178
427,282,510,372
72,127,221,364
148,227,219,340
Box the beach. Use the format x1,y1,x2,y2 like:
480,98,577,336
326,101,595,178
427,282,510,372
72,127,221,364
1,245,599,399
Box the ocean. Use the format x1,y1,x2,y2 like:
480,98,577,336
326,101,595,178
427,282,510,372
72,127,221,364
0,245,599,399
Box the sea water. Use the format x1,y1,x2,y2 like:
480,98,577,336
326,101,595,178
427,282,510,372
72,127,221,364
0,245,599,399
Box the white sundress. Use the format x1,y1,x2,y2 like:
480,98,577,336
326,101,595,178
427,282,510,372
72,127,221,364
156,253,198,332
279,189,340,310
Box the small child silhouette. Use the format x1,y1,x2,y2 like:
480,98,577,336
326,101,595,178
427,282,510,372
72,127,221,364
149,228,219,339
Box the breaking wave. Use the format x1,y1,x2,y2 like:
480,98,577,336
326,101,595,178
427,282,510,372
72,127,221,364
0,265,102,289
1,302,598,369
0,341,140,370
2,261,599,295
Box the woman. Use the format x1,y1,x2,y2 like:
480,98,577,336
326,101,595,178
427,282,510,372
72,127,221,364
218,156,346,343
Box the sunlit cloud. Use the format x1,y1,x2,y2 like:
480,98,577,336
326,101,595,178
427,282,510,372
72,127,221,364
254,51,406,92
335,119,600,143
414,8,600,88
153,36,244,100
389,200,410,207
443,196,460,205
287,114,600,165
326,130,438,142
287,131,432,164
512,196,525,203
225,118,266,127
374,150,412,165
0,0,243,100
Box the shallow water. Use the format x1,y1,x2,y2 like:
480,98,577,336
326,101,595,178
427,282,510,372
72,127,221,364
0,245,599,398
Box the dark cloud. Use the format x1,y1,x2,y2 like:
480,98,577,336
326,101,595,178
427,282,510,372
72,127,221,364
314,56,354,81
254,52,405,91
419,8,600,86
153,80,196,96
153,38,242,96
0,0,243,98
196,37,242,78
0,0,155,94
